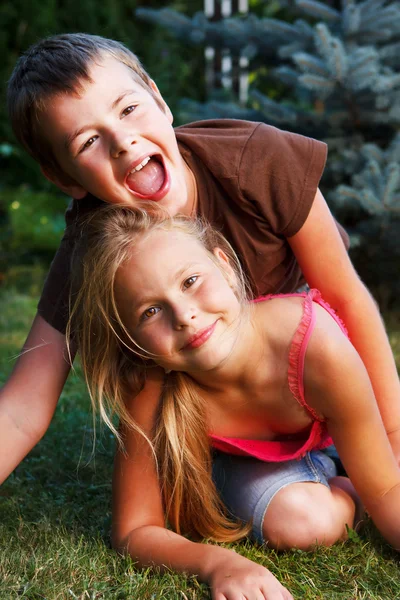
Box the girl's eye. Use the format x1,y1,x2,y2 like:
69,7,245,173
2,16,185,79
80,136,98,152
141,306,161,321
122,105,136,117
183,276,198,289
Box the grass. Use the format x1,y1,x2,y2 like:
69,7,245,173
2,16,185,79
0,287,400,599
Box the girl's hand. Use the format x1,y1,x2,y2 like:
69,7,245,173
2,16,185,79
209,551,293,600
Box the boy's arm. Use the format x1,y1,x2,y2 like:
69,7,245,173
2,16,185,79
288,189,400,461
0,314,72,484
305,312,400,549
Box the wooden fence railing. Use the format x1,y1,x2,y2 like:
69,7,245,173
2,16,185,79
204,0,249,104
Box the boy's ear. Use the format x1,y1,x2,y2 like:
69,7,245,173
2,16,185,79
213,247,237,287
41,166,88,200
150,79,173,124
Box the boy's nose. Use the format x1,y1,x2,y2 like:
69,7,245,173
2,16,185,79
110,131,135,159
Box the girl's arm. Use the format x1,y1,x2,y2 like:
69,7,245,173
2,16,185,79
305,306,400,549
112,370,292,600
0,314,72,484
288,189,400,461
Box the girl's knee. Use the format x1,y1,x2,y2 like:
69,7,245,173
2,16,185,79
262,482,349,551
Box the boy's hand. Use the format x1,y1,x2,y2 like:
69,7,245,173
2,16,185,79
209,551,293,600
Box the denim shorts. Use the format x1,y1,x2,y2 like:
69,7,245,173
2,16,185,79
212,449,337,544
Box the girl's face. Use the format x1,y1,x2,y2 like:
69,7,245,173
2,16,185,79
114,228,242,374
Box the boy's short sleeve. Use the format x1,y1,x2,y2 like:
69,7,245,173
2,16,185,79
37,232,75,334
37,194,105,334
238,122,327,237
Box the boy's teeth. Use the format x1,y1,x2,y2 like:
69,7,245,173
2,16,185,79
130,156,151,173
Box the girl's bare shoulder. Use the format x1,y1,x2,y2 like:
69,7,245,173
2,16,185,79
254,294,308,347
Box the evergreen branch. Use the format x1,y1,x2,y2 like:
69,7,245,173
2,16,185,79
295,0,340,22
258,18,301,38
348,62,379,91
359,5,400,31
135,7,192,32
357,30,393,43
358,188,386,215
293,19,316,40
249,90,298,124
279,42,308,59
334,185,363,206
361,144,384,163
273,66,300,87
330,38,348,82
379,42,400,67
298,73,335,97
362,159,383,199
314,23,334,63
342,4,361,35
387,133,400,163
375,73,400,93
382,163,400,207
359,0,386,15
292,52,330,77
348,47,379,74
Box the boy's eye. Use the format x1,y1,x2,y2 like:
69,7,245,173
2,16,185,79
183,276,198,289
141,306,161,321
80,136,98,152
122,105,136,117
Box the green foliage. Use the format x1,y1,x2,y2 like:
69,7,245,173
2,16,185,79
0,189,68,277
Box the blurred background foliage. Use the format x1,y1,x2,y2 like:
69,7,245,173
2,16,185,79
1,0,399,307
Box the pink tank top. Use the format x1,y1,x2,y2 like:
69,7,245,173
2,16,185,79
210,289,349,462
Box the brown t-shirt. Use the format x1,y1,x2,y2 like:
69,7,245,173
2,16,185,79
37,119,348,333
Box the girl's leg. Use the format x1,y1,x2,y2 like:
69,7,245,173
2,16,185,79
262,475,360,550
212,449,361,549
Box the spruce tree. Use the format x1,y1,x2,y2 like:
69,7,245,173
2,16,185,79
137,0,400,307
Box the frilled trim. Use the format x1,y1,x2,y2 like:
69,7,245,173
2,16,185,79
311,289,350,339
287,289,322,422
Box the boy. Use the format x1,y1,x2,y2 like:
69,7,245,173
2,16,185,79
2,31,400,529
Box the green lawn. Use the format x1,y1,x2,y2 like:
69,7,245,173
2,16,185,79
0,288,400,599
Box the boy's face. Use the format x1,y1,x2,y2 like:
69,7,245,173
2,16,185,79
40,57,196,216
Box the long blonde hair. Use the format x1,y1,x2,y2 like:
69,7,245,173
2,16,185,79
68,205,251,541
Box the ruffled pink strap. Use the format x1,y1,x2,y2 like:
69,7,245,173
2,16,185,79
210,289,341,461
314,292,350,338
287,289,323,421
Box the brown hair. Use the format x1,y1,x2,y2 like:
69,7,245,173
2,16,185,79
68,206,251,542
7,33,163,179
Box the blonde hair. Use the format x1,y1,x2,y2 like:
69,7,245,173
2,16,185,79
68,205,251,541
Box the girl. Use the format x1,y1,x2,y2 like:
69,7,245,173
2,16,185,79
70,207,400,600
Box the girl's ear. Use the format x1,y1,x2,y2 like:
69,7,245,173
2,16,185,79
41,166,88,199
213,247,237,287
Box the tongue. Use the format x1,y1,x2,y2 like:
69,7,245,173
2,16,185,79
126,158,165,197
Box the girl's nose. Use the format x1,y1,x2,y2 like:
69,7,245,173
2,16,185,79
172,304,196,330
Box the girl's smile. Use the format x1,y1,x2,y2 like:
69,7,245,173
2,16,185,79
181,320,219,350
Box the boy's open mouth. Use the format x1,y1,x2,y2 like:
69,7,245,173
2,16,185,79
125,155,167,199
